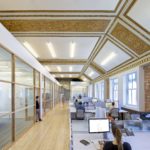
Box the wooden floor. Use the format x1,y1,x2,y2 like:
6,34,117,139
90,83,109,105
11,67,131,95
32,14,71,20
8,103,70,150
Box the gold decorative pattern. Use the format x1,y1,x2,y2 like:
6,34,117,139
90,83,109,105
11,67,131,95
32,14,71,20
0,19,111,32
111,23,150,55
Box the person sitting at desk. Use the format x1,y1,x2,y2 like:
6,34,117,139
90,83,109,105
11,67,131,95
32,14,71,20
103,125,132,150
76,102,85,112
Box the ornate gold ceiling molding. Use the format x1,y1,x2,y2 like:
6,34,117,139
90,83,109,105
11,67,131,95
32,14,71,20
83,73,92,81
111,23,150,55
0,19,111,32
94,54,150,83
124,0,149,35
90,62,106,75
39,59,86,65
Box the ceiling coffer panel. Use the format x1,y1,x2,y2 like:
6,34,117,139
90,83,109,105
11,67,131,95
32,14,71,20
1,20,111,32
111,23,150,55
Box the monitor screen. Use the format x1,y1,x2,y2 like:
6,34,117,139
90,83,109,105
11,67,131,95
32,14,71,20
88,118,110,133
92,98,98,103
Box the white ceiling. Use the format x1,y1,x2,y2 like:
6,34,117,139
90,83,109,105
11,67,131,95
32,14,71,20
17,37,99,59
45,64,83,72
127,0,150,32
94,40,131,71
85,67,99,79
0,0,119,11
54,74,79,78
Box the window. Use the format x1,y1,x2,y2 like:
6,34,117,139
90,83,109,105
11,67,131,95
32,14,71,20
126,72,137,105
88,84,93,97
95,81,104,101
110,78,118,101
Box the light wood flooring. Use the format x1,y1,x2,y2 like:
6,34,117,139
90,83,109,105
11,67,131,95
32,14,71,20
8,103,70,150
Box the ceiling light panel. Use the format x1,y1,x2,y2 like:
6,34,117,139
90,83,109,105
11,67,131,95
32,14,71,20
48,65,84,72
0,0,119,11
23,41,39,58
47,42,56,58
94,40,131,71
85,67,99,79
17,37,99,59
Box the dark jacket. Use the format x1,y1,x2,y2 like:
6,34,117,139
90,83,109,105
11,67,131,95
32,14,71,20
36,100,40,109
103,141,132,150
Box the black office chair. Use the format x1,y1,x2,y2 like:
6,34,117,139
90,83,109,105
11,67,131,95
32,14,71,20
110,108,119,120
76,109,84,120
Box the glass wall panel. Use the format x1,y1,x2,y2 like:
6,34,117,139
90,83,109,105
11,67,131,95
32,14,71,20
15,107,34,138
0,47,12,82
0,82,11,114
0,115,12,149
15,58,33,86
35,71,40,88
15,85,34,110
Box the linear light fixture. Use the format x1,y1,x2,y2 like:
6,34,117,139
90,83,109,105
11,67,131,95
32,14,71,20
70,42,75,58
23,41,39,58
69,66,73,72
69,74,72,78
101,52,116,66
61,75,64,78
57,66,61,72
47,42,56,58
45,65,50,72
89,71,94,77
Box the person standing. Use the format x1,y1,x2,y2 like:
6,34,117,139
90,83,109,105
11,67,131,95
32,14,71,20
36,96,42,122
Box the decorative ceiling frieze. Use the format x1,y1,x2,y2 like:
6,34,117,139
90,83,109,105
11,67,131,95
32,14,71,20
0,19,111,32
111,23,150,55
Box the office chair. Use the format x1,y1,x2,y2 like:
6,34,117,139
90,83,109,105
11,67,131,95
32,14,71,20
76,109,84,120
110,108,119,120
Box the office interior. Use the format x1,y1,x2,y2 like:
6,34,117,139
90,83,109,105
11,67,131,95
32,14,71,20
0,0,150,150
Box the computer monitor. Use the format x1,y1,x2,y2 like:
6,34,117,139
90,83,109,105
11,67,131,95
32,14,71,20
88,118,110,133
92,98,98,103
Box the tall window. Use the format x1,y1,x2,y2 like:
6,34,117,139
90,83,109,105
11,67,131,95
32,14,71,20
110,78,118,101
126,72,137,105
95,81,104,101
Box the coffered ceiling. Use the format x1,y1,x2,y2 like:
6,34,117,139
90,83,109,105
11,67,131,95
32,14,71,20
0,0,149,82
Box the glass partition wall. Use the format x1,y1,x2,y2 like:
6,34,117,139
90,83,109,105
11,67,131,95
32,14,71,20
0,47,12,149
0,45,56,149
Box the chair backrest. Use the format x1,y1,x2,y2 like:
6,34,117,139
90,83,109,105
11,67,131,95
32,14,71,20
95,107,106,118
111,108,119,118
76,109,84,119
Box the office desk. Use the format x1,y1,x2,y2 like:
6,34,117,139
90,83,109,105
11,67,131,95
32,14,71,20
71,120,150,150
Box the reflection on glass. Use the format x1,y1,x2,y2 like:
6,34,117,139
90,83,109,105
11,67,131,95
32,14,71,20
16,85,34,110
35,71,40,88
0,115,12,149
15,58,33,86
0,47,12,82
42,75,44,89
0,82,11,114
15,107,34,138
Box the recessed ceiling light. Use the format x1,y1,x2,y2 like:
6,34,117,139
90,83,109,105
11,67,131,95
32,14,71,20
23,41,39,58
101,52,116,66
47,42,56,58
89,71,94,77
61,75,64,78
57,66,61,72
69,66,73,72
70,42,75,58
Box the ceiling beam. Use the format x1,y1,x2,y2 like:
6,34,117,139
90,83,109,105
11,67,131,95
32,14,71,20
51,72,80,74
83,73,92,81
90,62,106,74
39,59,87,65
